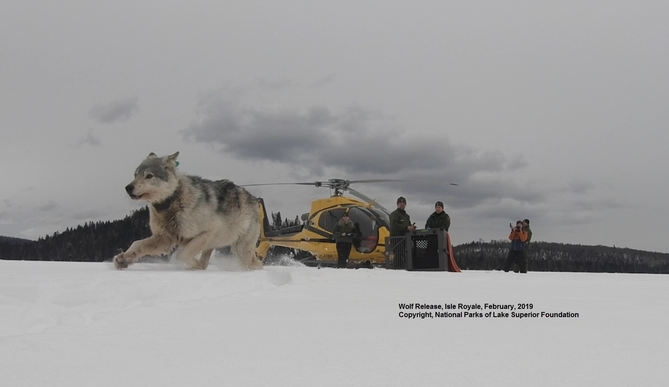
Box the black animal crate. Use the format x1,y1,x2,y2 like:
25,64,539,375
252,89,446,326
407,229,448,271
385,229,448,271
385,236,408,269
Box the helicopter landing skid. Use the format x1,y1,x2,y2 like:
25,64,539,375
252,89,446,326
300,259,376,269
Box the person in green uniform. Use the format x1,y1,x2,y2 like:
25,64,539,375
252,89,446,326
389,196,417,236
425,201,451,231
388,197,416,268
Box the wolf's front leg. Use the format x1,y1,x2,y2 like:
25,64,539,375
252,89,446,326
114,235,174,270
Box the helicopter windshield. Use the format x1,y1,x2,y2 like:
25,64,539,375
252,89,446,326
367,207,390,229
318,207,381,254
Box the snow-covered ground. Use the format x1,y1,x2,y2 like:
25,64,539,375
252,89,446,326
1,255,667,386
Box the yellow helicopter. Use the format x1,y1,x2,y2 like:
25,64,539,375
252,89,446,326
243,178,457,267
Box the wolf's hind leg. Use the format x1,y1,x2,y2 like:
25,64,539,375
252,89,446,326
195,249,213,270
231,216,263,270
232,237,263,270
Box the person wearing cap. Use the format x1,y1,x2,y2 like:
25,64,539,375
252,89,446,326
389,196,417,237
519,219,533,271
333,210,357,268
504,220,529,273
522,219,532,245
425,201,451,231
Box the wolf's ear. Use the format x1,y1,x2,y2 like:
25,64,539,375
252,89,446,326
165,151,180,169
147,152,158,159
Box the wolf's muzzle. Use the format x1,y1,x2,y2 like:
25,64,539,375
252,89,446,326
125,184,135,197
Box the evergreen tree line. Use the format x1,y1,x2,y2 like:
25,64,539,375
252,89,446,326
2,210,669,273
0,207,152,262
269,212,300,231
0,208,294,263
453,240,669,274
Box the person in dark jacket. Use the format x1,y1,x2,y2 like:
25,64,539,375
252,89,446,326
425,201,451,231
389,196,416,237
333,211,356,268
514,218,533,272
388,197,416,269
522,219,532,271
504,220,529,273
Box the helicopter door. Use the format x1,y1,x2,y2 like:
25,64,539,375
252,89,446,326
318,207,379,254
348,208,379,253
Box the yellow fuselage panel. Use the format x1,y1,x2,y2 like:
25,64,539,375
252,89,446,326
309,197,366,214
257,195,391,263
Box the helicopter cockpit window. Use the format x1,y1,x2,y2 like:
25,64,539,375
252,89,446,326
319,208,347,234
319,207,379,254
368,208,390,229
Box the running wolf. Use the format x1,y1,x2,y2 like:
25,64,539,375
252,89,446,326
113,152,263,270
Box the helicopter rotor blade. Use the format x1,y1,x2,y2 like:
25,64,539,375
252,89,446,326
241,182,322,187
348,179,459,186
242,178,458,188
347,188,374,203
348,188,391,213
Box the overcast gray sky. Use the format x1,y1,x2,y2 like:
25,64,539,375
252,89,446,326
2,1,668,253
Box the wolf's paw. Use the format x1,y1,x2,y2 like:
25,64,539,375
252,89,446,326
189,261,208,270
113,256,129,270
248,259,264,270
113,253,134,270
198,260,210,270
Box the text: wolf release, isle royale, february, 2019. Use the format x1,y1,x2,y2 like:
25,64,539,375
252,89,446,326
397,303,580,320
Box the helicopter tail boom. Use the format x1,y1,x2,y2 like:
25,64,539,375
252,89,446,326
257,198,272,239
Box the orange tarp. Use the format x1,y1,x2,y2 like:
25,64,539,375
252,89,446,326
446,231,461,272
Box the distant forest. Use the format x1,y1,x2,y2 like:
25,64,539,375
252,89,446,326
1,207,668,274
454,240,669,274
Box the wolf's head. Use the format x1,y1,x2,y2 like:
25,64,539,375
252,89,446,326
125,152,180,203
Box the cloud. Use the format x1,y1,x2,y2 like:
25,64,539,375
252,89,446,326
182,85,540,208
0,210,10,224
76,128,101,147
88,97,139,124
564,179,594,195
73,209,108,221
254,78,295,91
183,88,519,175
309,74,337,89
35,201,58,212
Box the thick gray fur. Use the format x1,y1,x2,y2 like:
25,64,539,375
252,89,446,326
114,152,263,270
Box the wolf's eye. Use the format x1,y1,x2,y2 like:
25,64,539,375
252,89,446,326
146,174,154,179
